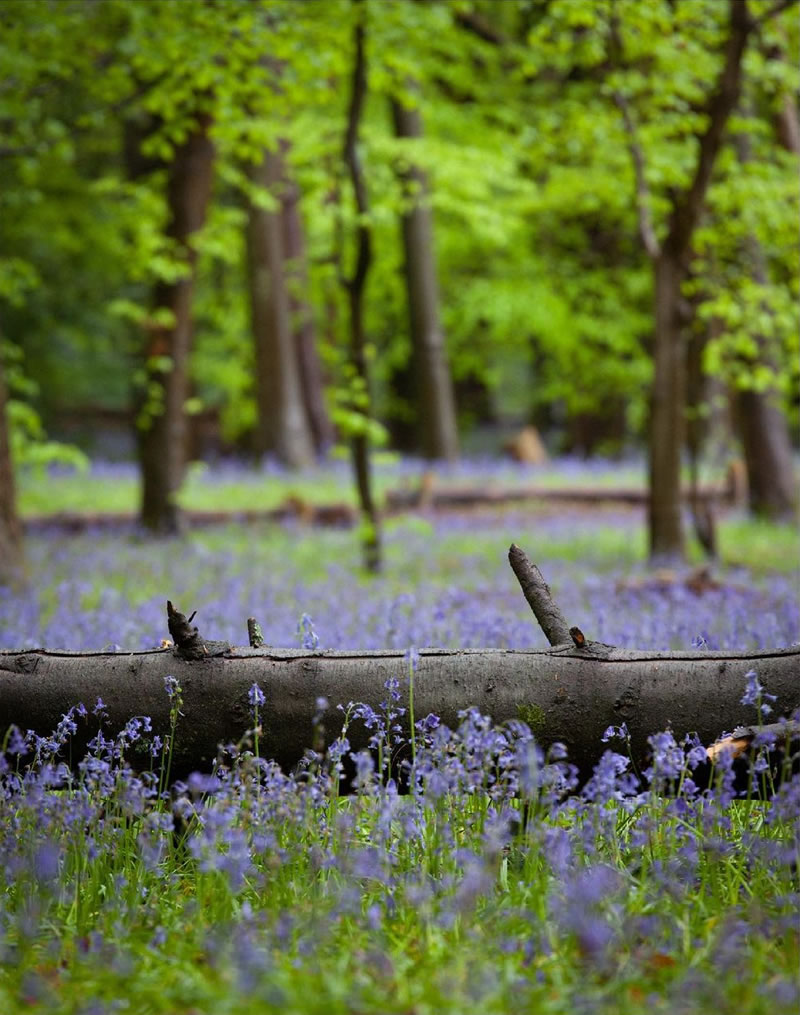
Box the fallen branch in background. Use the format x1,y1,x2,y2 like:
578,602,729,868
20,469,744,534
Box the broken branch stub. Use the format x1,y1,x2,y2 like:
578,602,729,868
247,617,265,649
508,544,572,646
166,601,230,660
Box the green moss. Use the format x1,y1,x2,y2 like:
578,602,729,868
516,703,546,737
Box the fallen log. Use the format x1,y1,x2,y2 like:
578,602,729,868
384,482,732,511
21,480,734,534
0,546,797,781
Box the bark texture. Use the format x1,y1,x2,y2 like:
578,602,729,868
391,94,459,461
1,645,797,782
138,120,215,534
0,345,24,585
246,148,315,467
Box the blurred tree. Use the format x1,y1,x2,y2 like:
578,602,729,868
609,0,749,560
246,145,315,467
391,88,459,460
607,0,797,559
730,120,797,519
341,0,382,572
281,154,335,454
133,115,215,533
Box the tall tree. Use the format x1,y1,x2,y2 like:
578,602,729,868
137,118,215,534
246,147,315,467
0,341,23,586
341,0,381,573
391,91,459,461
610,0,793,561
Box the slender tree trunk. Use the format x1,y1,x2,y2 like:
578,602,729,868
648,254,687,561
138,120,215,534
281,161,335,454
246,149,315,467
342,1,381,572
0,342,24,585
391,95,459,461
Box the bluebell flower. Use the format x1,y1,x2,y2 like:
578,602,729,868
740,669,777,716
248,683,266,709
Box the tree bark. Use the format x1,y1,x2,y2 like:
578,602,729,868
736,388,798,519
729,110,798,520
1,645,796,783
342,0,381,572
280,160,335,454
648,255,688,561
0,342,24,585
138,120,215,534
391,94,459,461
246,148,315,467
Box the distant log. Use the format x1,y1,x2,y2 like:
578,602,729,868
385,482,733,511
21,481,737,534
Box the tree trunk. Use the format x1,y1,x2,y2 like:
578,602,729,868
342,1,381,573
281,160,335,454
648,255,687,562
776,91,800,155
246,149,315,467
138,121,215,534
732,124,797,520
0,343,24,585
1,645,796,783
391,95,459,461
615,0,753,562
736,388,797,519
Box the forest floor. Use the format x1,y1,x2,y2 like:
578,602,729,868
1,457,798,1014
16,453,711,517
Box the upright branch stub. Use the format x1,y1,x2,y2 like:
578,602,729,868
508,544,572,647
166,601,230,660
247,617,265,649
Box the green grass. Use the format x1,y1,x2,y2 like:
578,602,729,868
1,737,797,1015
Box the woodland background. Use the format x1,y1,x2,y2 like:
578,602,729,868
0,0,798,580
